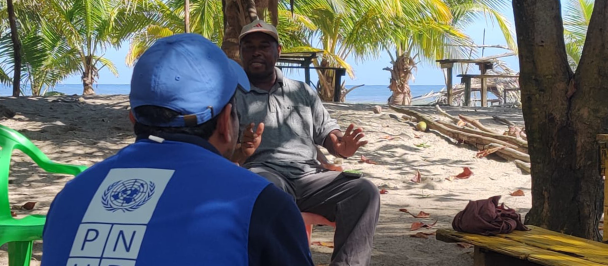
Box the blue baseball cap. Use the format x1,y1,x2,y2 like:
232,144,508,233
129,33,250,127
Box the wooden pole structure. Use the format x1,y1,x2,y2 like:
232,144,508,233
184,0,190,33
462,77,472,106
441,63,454,106
478,63,488,107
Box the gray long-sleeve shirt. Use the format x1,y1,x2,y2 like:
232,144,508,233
235,68,340,179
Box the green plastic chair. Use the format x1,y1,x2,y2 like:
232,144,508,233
0,124,87,266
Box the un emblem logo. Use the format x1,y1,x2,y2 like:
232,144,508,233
102,179,155,212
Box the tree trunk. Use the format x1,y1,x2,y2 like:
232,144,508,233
388,54,415,106
82,56,96,95
316,58,335,102
184,0,190,33
221,0,257,62
513,0,607,240
7,0,21,97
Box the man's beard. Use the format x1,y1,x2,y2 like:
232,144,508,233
246,67,274,81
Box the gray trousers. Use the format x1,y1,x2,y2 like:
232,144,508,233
249,167,380,266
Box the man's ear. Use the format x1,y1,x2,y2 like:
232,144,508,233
277,44,282,56
217,103,235,143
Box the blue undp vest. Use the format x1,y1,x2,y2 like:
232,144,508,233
41,139,271,266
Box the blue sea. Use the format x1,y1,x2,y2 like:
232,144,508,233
0,84,445,104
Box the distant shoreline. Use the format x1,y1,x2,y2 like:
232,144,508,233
1,84,447,104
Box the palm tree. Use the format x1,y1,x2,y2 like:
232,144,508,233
6,0,20,97
46,0,150,95
386,0,516,105
0,0,79,96
126,0,224,66
563,0,592,70
284,0,405,101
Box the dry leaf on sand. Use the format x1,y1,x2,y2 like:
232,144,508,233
510,189,525,196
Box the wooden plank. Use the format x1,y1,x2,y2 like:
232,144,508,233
437,228,608,266
501,226,608,265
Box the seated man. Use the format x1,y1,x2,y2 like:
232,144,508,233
234,19,381,266
41,34,313,266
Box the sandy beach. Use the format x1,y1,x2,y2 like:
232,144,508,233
0,94,531,266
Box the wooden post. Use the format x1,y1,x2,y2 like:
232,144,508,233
474,62,494,107
184,0,190,33
479,64,488,107
446,67,453,106
441,63,454,106
304,56,312,86
462,76,472,106
333,68,346,102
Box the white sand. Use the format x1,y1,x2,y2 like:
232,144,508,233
0,95,531,266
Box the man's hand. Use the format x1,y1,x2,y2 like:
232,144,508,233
241,122,264,157
329,124,367,158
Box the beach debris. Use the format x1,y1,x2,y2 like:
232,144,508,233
514,160,531,174
455,167,473,179
379,189,389,194
414,142,431,148
510,189,525,196
401,115,415,122
492,115,516,126
372,105,382,114
360,155,377,164
413,133,422,138
457,242,473,249
504,125,527,140
476,145,505,158
416,121,428,132
401,209,431,218
11,211,16,217
388,113,400,121
22,201,37,210
312,241,334,248
411,220,438,231
412,211,430,218
459,114,496,134
389,106,532,175
400,209,427,217
410,170,422,183
380,135,394,140
410,231,436,239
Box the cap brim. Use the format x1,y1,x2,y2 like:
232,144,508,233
238,29,279,43
229,59,250,93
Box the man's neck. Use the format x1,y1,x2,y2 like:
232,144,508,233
250,71,277,91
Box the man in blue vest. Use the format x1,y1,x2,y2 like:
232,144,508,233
41,33,314,266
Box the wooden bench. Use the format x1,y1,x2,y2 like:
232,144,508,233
437,225,608,266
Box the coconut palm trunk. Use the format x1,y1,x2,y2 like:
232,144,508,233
7,0,21,97
316,58,335,101
388,54,415,105
82,55,96,95
185,0,190,33
221,0,257,62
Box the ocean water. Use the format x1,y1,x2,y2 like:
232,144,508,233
0,83,444,104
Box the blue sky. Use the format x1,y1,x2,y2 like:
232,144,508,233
62,5,519,86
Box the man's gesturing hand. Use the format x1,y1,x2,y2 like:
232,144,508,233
329,124,367,158
241,122,264,157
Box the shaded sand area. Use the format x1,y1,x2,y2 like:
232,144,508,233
0,95,530,265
